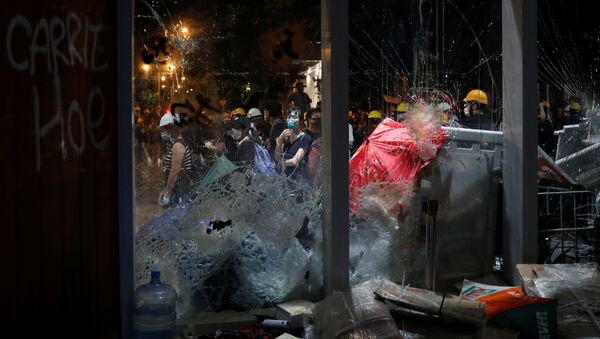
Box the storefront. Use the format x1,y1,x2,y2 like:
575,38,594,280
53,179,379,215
7,0,600,337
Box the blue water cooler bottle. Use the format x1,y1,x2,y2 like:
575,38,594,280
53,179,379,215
133,267,177,339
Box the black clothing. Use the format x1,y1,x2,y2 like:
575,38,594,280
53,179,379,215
462,114,494,130
237,137,256,164
538,119,557,158
249,119,270,146
305,129,321,141
269,119,287,155
224,135,236,161
282,133,313,178
288,91,312,121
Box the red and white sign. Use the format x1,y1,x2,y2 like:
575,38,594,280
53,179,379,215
537,146,576,185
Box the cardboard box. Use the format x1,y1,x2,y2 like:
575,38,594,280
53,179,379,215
275,300,313,329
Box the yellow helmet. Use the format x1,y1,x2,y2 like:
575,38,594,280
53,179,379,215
233,107,246,116
396,102,409,112
569,102,582,111
464,89,489,105
368,110,383,119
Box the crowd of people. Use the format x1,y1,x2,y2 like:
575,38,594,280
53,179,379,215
133,82,330,207
134,83,589,207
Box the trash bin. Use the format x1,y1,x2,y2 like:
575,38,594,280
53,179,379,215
422,127,503,291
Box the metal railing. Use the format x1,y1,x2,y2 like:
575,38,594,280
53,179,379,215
538,186,599,263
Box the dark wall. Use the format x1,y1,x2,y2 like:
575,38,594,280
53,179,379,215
1,1,120,337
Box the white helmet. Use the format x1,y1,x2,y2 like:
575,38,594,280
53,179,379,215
248,107,262,118
437,102,451,112
158,113,175,128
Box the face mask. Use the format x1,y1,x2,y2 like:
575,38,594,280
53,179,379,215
161,132,173,143
287,119,298,129
229,128,242,140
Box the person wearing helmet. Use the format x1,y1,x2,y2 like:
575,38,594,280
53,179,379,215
396,102,409,122
232,107,246,117
366,110,383,136
158,109,194,207
247,107,269,145
230,116,256,163
247,107,262,119
564,102,583,125
437,102,460,127
461,89,494,130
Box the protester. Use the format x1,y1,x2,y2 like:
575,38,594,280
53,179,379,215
461,89,494,130
158,111,195,207
304,108,321,140
288,82,312,124
247,107,270,146
266,100,287,157
274,109,313,180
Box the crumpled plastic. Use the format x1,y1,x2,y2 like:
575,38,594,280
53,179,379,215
520,263,600,337
305,279,401,339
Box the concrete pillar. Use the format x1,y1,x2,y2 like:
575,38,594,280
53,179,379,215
501,0,538,283
321,0,350,293
118,0,134,337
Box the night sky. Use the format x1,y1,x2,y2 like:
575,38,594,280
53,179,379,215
134,0,600,111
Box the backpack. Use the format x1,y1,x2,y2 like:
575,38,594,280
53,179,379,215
253,143,277,178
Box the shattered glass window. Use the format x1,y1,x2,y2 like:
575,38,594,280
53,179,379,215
348,0,504,291
132,0,323,315
536,1,600,264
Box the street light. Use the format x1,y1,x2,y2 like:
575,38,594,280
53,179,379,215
142,64,151,72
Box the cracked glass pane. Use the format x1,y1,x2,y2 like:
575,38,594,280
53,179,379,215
133,0,323,315
537,1,600,265
348,0,504,290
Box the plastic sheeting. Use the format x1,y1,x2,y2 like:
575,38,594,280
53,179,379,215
305,280,401,339
518,263,600,337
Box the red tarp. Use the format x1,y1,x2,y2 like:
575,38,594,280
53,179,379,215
349,118,447,213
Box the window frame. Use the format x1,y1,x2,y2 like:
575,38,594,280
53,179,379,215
118,0,539,336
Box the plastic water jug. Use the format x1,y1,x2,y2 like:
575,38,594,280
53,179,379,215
133,268,177,339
